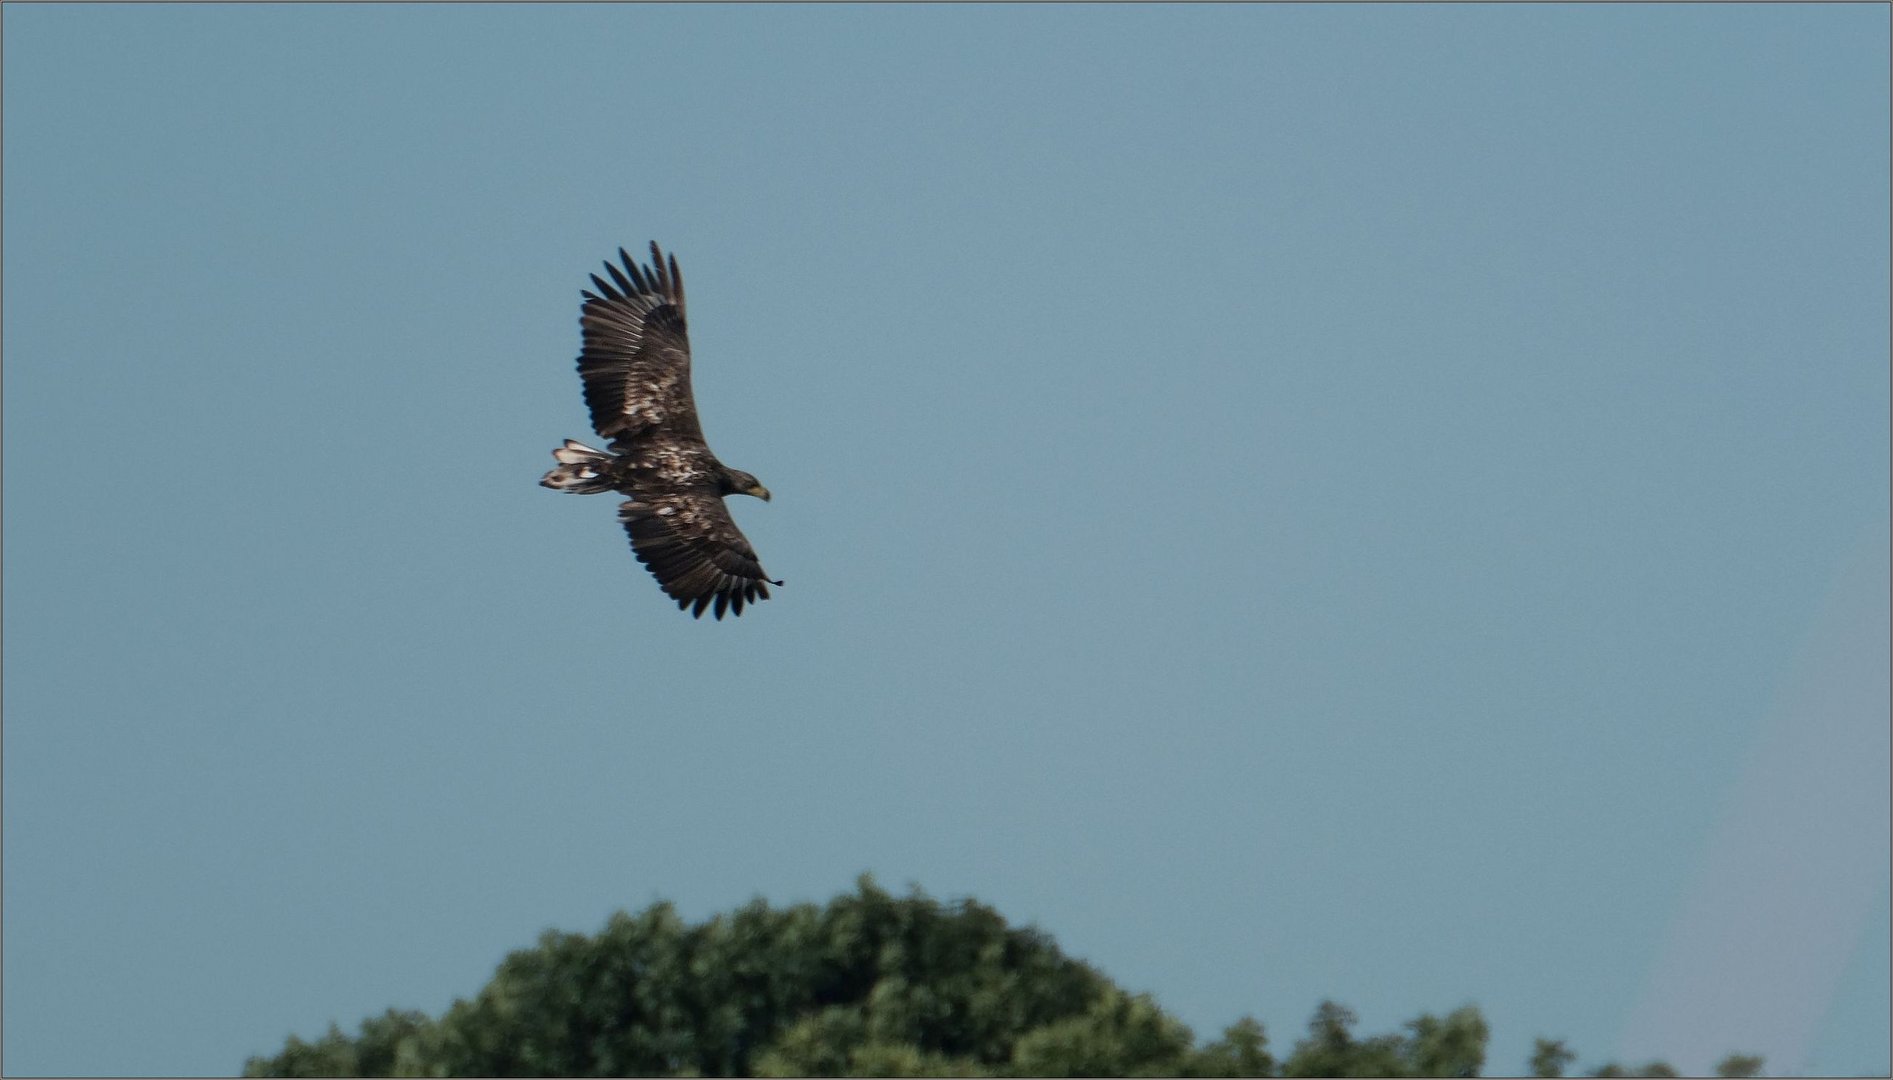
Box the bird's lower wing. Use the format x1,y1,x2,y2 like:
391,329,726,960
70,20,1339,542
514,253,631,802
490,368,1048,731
619,493,779,619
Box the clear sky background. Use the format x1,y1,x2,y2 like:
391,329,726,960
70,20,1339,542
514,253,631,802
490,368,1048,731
4,5,1887,1077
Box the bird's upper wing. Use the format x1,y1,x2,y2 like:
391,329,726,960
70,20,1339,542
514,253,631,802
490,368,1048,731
619,492,780,620
576,243,703,447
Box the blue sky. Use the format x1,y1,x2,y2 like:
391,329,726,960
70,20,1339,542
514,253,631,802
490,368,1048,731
4,5,1886,1077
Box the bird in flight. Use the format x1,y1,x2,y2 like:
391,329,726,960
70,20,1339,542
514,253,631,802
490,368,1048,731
541,242,780,619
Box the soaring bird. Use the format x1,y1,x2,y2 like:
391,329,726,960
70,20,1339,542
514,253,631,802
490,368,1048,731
541,243,779,619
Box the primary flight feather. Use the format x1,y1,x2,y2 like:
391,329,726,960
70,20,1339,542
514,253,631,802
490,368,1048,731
541,242,780,619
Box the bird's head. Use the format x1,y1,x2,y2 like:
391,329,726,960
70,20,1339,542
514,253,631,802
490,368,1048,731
721,467,771,502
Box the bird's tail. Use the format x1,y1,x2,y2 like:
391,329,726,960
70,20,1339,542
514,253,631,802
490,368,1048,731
540,439,616,494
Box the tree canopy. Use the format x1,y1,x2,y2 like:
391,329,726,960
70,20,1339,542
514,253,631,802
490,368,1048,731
245,877,1762,1078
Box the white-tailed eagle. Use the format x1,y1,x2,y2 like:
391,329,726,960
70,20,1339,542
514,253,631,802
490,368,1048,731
541,243,779,619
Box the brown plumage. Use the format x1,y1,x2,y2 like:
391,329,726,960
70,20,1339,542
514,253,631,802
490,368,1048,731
540,243,779,619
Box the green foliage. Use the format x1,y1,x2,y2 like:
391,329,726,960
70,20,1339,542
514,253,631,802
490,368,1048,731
1409,1006,1489,1077
1531,1037,1577,1077
1536,1038,1766,1079
1008,988,1196,1076
1281,1001,1403,1077
1587,1062,1677,1077
243,878,1761,1078
248,876,1112,1078
752,1006,985,1077
248,1010,441,1078
1183,1016,1276,1077
1276,1000,1490,1078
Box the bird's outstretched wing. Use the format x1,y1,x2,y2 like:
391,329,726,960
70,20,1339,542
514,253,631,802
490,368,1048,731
619,493,780,620
577,242,701,448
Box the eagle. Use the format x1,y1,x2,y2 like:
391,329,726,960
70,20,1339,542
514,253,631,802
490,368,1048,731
540,242,780,619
